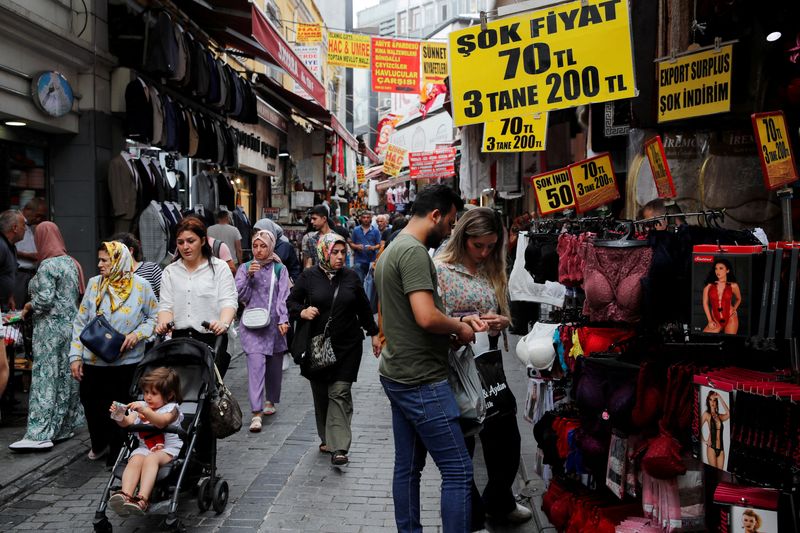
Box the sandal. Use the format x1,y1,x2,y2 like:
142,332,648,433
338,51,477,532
331,451,349,466
249,416,262,433
263,403,277,416
108,490,131,516
123,495,148,515
88,446,108,461
319,443,330,453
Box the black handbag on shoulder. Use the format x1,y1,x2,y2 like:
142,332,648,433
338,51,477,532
79,313,126,364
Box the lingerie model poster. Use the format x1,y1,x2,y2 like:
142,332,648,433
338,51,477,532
729,505,778,533
699,385,732,472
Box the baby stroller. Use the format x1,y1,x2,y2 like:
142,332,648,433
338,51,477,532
93,334,229,533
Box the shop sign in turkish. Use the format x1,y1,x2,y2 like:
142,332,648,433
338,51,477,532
382,144,408,177
293,45,323,101
657,44,733,123
422,42,448,86
357,164,366,184
751,110,799,190
327,32,371,68
229,118,279,175
644,136,676,198
483,114,548,152
371,37,421,93
568,152,620,213
531,167,574,215
296,23,322,43
408,147,457,179
448,0,636,127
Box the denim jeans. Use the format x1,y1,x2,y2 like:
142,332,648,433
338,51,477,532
354,262,370,283
380,376,473,533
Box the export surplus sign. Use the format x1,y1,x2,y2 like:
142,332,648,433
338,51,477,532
567,152,620,213
448,0,636,127
531,167,574,215
296,23,322,43
657,44,733,122
382,144,408,177
751,111,798,190
408,147,457,179
644,136,676,198
422,42,448,86
327,32,371,68
483,114,548,152
371,37,421,93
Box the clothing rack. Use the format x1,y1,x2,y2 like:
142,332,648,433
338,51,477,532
634,209,726,229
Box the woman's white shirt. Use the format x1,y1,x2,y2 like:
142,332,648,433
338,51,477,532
159,256,238,331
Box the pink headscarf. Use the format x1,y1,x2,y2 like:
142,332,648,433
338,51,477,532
252,230,281,265
35,221,86,295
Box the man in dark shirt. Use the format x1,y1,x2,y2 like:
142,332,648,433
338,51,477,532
0,209,25,311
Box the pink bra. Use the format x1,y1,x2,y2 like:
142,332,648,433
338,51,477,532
582,244,653,323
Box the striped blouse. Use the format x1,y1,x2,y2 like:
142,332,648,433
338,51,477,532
135,261,162,299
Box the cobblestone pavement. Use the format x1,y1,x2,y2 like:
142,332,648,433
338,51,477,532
0,332,550,532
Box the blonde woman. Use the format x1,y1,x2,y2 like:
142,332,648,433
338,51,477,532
435,208,531,528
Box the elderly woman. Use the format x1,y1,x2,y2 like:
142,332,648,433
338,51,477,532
10,222,85,451
235,230,291,432
287,233,381,466
68,241,158,463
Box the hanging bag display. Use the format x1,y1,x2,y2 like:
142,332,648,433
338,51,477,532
240,263,281,329
79,311,126,364
307,283,340,371
209,363,242,439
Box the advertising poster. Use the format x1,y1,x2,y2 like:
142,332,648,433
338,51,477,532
751,110,798,190
371,37,421,93
327,32,371,68
408,147,457,179
483,114,548,152
729,505,778,533
657,44,733,123
530,168,574,215
644,135,677,198
382,144,408,177
296,23,322,43
567,153,620,213
698,386,732,472
422,42,448,86
293,45,322,100
448,0,636,126
356,164,365,184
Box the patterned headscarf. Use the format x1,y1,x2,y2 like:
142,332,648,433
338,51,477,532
35,221,86,295
316,232,347,276
96,241,134,311
252,230,281,265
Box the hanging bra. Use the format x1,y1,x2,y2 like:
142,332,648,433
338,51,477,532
582,244,653,323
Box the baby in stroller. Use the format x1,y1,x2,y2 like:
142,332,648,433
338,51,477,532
108,367,183,516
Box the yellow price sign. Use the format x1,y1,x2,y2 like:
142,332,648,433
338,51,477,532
382,144,407,177
752,111,798,191
657,44,733,123
448,0,636,127
483,114,548,152
296,23,322,43
357,164,366,184
644,136,676,198
531,167,574,215
567,153,620,213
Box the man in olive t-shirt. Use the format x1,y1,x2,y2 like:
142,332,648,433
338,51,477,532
375,185,484,532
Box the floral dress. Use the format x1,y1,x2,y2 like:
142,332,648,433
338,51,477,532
24,256,85,442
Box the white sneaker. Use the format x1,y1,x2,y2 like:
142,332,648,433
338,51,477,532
505,503,532,524
9,438,54,451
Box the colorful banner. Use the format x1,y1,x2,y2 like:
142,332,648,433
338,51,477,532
422,42,448,86
293,45,322,100
657,44,733,123
448,0,636,127
375,113,402,155
408,147,457,179
531,168,574,215
483,114,548,152
567,153,620,213
644,136,676,198
296,23,322,43
327,32,371,68
382,144,408,177
371,37,421,93
752,111,799,191
357,164,366,184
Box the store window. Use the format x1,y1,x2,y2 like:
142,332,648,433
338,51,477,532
440,2,448,21
1,140,48,215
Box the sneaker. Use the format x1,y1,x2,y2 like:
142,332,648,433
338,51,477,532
249,416,262,433
331,451,349,466
108,491,130,517
262,403,276,416
505,503,532,524
9,439,54,451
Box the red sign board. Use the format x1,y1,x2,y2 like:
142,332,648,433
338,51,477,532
644,136,676,198
408,148,456,179
252,5,326,106
370,37,421,94
751,110,799,191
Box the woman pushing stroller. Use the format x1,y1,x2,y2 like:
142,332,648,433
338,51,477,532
107,367,183,516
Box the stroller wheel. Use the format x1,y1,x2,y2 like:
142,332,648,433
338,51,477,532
197,478,213,512
93,517,112,533
212,479,229,514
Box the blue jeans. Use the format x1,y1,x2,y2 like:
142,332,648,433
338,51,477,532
354,262,370,283
380,376,473,533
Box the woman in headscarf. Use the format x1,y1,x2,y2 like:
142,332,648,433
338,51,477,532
235,230,291,432
10,222,86,451
253,218,302,282
66,241,158,463
286,233,381,466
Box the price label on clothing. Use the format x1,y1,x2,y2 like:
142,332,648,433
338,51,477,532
483,114,548,152
530,167,574,216
567,152,620,213
644,135,676,198
751,111,798,191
